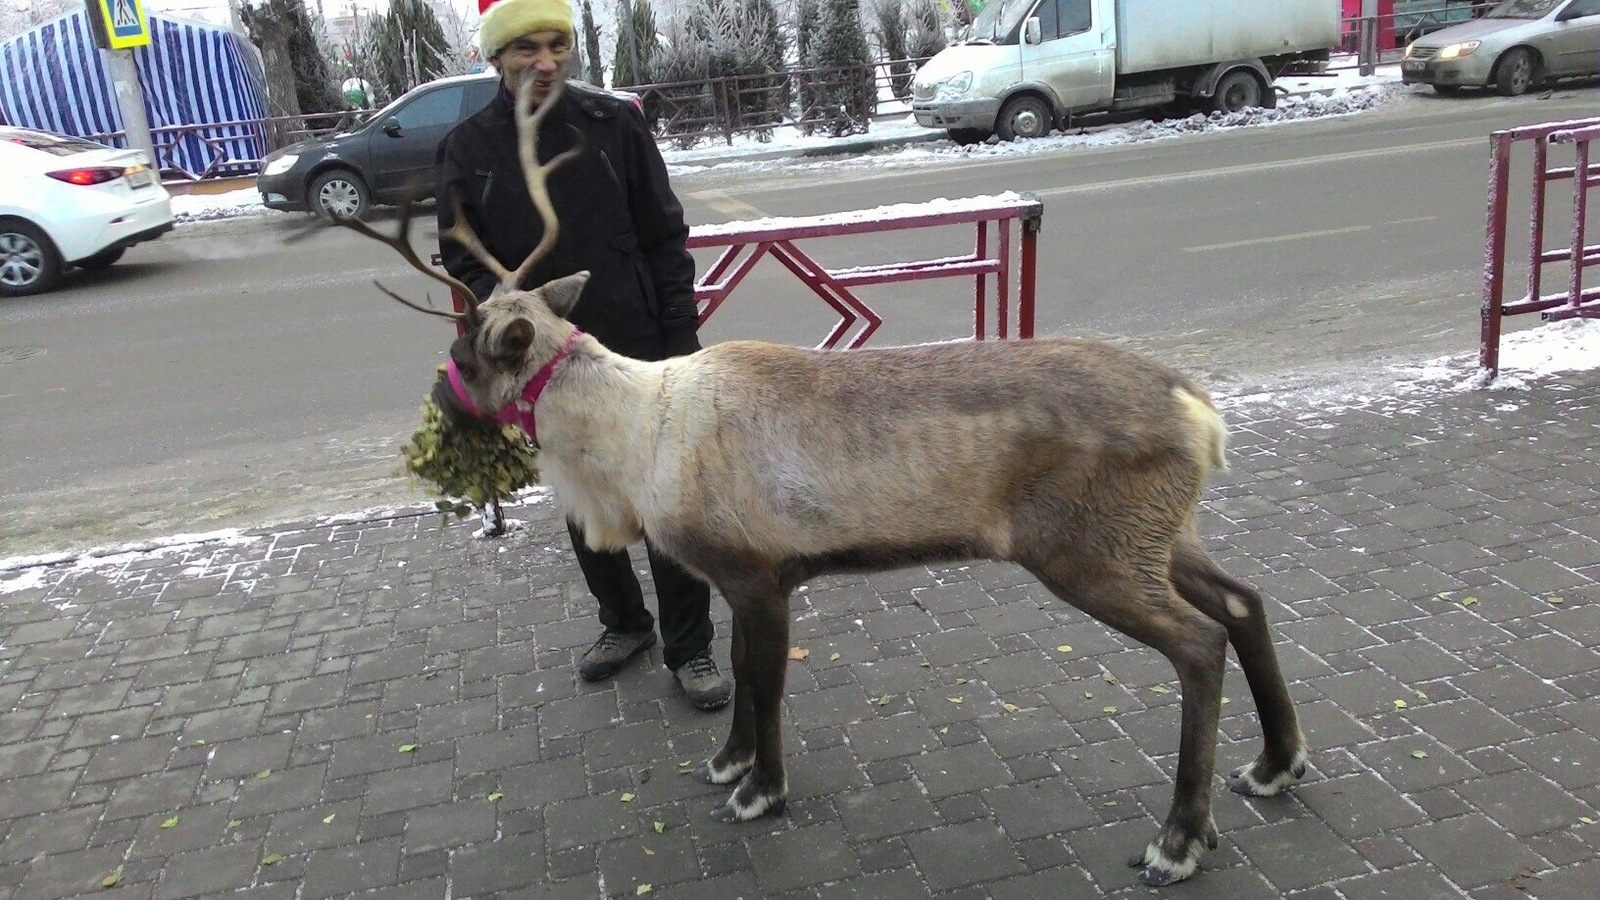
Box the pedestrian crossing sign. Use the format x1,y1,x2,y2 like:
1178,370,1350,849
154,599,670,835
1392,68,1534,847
95,0,151,50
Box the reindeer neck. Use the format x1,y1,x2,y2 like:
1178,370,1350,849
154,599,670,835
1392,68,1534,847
536,335,668,472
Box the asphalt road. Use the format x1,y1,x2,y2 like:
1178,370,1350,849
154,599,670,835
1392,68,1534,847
4,87,1596,558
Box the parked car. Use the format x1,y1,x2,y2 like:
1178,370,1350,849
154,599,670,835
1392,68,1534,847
258,72,642,221
0,127,174,297
1401,0,1600,95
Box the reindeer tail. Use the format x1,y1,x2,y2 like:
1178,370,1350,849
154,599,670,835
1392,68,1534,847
1171,384,1229,473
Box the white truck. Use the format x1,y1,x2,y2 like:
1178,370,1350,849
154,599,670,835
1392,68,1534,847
911,0,1341,143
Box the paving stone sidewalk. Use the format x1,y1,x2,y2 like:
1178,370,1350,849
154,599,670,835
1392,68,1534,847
2,368,1598,899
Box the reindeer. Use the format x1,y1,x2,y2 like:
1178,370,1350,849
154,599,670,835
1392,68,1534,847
335,78,1309,887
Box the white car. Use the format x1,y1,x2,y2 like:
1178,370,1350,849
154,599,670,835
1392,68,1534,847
0,126,175,297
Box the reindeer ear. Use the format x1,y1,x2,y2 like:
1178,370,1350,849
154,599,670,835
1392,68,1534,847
495,318,537,361
540,271,590,319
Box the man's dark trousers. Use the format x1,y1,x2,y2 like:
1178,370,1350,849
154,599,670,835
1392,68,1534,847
565,520,713,671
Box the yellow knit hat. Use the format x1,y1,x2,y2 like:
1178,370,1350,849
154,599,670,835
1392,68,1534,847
479,0,575,58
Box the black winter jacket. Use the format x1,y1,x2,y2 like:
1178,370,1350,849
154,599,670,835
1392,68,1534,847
435,81,699,360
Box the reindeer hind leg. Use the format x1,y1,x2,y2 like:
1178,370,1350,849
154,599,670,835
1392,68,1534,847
1170,532,1308,797
1023,554,1228,887
693,610,755,787
708,584,790,823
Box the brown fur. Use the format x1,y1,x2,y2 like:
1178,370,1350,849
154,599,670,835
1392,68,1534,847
432,277,1310,887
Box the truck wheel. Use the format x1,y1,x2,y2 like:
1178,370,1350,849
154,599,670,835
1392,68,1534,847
1210,70,1264,114
1494,48,1536,97
948,128,991,146
996,95,1053,141
310,168,371,221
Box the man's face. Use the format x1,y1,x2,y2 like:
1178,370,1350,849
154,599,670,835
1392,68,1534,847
491,31,572,103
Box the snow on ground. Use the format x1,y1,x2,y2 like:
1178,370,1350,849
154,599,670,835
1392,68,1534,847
168,63,1407,226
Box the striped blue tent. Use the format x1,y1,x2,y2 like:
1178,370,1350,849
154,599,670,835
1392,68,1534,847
0,10,269,179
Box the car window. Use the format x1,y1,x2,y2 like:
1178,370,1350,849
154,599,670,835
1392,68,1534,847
394,85,465,130
1488,0,1561,18
464,79,498,114
1,130,106,156
1563,0,1600,16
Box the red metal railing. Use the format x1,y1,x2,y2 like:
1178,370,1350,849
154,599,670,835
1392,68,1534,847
1480,116,1600,378
686,194,1044,348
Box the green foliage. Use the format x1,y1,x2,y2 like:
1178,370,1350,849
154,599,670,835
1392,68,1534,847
580,0,606,85
240,0,344,115
906,0,947,61
869,0,912,99
369,0,449,101
402,395,540,519
804,0,874,136
613,0,661,87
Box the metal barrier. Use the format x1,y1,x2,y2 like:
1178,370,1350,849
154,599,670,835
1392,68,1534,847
686,194,1044,348
431,193,1044,350
1480,116,1600,378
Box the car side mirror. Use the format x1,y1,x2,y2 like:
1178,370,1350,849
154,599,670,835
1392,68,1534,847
381,118,402,137
1025,17,1042,45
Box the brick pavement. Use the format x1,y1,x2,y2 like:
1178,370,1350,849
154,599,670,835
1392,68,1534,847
2,369,1597,899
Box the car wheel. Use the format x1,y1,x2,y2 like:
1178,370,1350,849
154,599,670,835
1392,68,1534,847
948,128,991,146
1495,48,1537,97
1432,84,1463,95
996,95,1053,141
0,219,62,297
76,247,126,270
1211,70,1265,114
309,169,371,221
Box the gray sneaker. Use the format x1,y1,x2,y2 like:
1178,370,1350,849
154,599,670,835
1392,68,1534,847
578,629,656,682
674,649,732,711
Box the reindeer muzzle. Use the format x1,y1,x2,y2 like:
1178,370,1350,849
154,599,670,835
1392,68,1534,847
437,329,584,447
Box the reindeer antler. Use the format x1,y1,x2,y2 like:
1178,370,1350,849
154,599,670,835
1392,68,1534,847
325,197,476,324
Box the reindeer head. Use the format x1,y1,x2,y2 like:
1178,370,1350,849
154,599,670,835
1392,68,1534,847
326,76,589,434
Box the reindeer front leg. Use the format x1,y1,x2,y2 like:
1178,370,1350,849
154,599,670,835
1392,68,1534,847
696,585,790,822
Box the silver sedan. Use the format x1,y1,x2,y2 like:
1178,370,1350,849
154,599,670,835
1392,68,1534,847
1401,0,1600,95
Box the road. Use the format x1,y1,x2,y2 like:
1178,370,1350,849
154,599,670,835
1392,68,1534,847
3,88,1595,558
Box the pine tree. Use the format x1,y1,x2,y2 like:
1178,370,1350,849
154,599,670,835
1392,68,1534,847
868,0,911,99
613,0,660,88
906,0,947,62
580,0,605,85
241,0,344,134
369,0,449,101
806,0,873,136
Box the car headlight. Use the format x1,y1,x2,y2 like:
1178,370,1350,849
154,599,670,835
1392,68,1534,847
1437,41,1480,60
261,154,299,177
937,71,974,101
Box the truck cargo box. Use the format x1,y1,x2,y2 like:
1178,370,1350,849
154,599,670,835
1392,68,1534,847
1116,0,1341,76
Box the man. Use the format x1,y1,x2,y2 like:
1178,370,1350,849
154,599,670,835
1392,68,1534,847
435,0,731,711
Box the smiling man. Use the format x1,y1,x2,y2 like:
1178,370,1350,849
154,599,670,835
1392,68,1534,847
434,0,730,710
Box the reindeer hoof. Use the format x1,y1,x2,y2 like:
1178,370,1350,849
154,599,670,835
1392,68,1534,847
1228,748,1309,797
692,756,752,786
710,795,784,823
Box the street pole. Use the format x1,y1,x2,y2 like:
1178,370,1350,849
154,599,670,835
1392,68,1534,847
102,47,156,165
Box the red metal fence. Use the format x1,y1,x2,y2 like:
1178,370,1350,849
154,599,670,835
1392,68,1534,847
687,194,1044,348
1480,115,1600,378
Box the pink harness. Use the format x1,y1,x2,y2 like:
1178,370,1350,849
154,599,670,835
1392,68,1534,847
445,329,583,447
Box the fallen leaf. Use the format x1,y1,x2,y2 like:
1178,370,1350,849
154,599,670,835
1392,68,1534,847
829,652,841,662
423,671,440,680
637,886,653,896
1221,697,1231,705
1548,596,1565,605
653,821,666,834
1580,816,1595,826
642,846,655,856
322,814,335,824
1462,597,1479,607
1415,689,1429,701
938,726,949,734
398,744,418,753
1069,753,1080,760
919,661,931,668
787,647,809,661
488,792,504,803
263,852,282,866
1102,800,1117,807
1002,702,1020,713
678,760,692,768
1102,706,1117,714
1149,685,1172,695
226,820,241,830
877,695,891,706
160,816,180,829
101,873,122,888
946,697,964,704
955,677,969,685
256,769,272,779
621,793,636,803
1102,673,1116,684
1394,699,1409,710
1056,645,1073,654
1083,691,1093,699
1411,750,1429,760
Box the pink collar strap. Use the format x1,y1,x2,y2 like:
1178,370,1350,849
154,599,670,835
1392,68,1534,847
446,328,583,446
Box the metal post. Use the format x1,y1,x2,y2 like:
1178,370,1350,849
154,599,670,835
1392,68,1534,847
103,48,156,166
1480,132,1513,378
1357,17,1377,76
1020,210,1040,339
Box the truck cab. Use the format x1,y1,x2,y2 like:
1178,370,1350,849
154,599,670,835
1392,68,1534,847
912,0,1115,142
